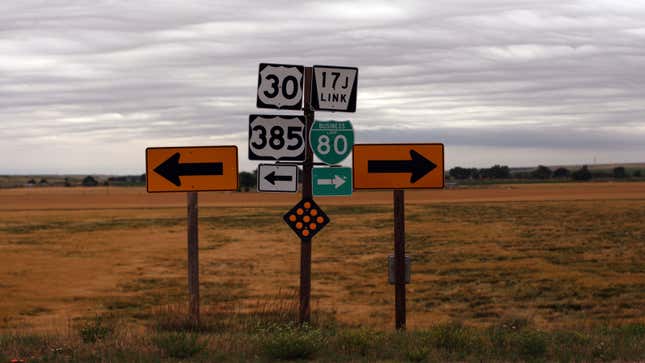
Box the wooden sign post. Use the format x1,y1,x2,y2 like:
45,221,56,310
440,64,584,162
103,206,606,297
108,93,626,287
393,190,406,330
146,146,238,324
353,143,444,330
187,191,200,324
300,66,314,323
255,63,358,325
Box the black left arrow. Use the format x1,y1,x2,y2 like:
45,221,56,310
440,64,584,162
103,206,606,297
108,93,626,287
264,171,293,185
154,152,223,187
368,149,437,183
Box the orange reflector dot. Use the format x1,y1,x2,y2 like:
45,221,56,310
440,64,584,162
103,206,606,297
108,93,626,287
284,199,328,239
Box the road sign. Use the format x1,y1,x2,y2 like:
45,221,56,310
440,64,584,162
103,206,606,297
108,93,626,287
257,63,304,110
283,198,330,240
146,146,238,192
312,167,352,196
353,144,444,189
249,114,306,161
311,65,358,112
310,120,354,164
257,164,298,192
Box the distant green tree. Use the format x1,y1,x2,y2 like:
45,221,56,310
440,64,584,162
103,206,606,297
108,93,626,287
449,167,471,180
531,165,552,179
480,165,511,179
239,170,257,192
553,167,571,179
613,167,627,179
82,176,99,187
572,165,592,181
634,170,642,177
590,170,612,179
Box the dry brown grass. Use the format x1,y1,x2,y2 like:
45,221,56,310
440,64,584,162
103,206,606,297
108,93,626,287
0,183,644,333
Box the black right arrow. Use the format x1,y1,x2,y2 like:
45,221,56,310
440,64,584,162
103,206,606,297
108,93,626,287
154,152,223,187
264,171,293,185
368,149,437,183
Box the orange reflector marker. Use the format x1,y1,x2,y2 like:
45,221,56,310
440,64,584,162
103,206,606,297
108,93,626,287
283,198,330,240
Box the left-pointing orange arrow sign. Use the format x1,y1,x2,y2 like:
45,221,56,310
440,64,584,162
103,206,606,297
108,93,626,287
146,146,238,192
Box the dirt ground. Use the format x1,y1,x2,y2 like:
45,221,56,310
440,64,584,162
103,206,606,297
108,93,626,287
1,181,645,210
1,182,644,332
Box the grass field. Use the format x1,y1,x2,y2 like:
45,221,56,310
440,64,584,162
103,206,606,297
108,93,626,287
1,183,644,361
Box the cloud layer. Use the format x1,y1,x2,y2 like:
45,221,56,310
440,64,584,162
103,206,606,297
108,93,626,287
1,0,644,173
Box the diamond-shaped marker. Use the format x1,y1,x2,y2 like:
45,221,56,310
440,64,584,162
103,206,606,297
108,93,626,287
283,198,330,240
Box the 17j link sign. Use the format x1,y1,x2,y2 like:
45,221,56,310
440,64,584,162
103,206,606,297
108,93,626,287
311,65,358,112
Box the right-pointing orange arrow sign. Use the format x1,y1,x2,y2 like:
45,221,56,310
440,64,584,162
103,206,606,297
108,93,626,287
353,144,444,189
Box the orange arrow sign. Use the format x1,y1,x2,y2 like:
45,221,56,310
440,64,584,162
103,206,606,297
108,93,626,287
353,144,444,189
146,146,238,192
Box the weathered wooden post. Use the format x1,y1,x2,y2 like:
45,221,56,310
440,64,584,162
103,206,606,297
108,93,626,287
187,191,200,324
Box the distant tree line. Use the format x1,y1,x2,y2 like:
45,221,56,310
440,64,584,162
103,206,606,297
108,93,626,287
22,164,639,190
448,164,643,182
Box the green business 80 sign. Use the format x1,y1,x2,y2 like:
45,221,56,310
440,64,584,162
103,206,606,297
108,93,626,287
310,120,354,165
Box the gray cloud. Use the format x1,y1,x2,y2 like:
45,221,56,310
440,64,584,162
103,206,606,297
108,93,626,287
1,0,644,173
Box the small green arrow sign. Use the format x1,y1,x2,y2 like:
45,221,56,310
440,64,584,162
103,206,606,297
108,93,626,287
310,120,354,165
313,167,352,196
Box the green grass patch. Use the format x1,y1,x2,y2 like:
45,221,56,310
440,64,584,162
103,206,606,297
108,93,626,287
78,315,114,343
258,323,325,361
152,331,207,359
1,320,644,362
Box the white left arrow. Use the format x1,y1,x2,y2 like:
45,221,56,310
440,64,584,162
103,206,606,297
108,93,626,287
317,175,346,189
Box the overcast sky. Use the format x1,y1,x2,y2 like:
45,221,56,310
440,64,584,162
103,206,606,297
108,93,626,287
1,0,644,174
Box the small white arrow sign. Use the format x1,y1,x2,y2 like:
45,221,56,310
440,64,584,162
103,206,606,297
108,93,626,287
257,164,298,193
316,175,346,189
